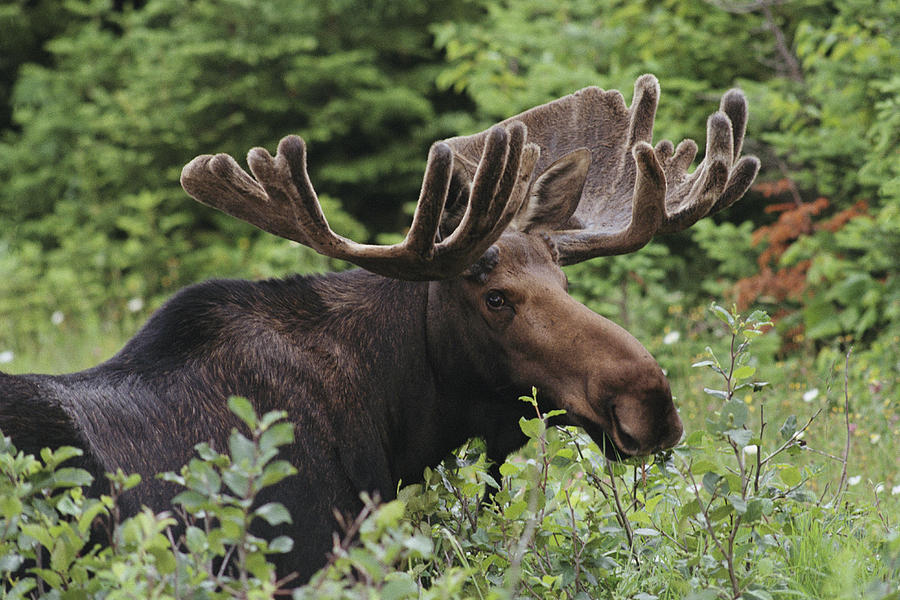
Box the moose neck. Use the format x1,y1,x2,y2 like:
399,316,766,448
313,270,485,489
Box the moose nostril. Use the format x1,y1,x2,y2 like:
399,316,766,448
610,405,641,453
616,427,640,453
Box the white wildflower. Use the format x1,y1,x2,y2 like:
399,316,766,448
848,475,862,486
51,310,64,325
663,331,681,345
743,445,759,457
874,483,885,494
892,485,900,496
0,350,13,364
802,388,819,403
686,482,704,495
127,297,144,313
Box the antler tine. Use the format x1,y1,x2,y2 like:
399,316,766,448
627,74,660,148
403,142,454,260
181,152,309,243
440,125,511,249
182,125,538,281
659,89,759,233
553,142,666,264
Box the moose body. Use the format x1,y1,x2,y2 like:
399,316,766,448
1,75,759,584
1,236,680,582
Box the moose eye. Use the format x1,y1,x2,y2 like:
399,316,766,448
485,290,506,310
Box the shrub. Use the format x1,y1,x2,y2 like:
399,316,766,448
2,308,897,599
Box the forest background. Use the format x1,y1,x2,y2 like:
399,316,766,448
0,0,898,598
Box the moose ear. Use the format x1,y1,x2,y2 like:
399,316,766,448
513,148,591,232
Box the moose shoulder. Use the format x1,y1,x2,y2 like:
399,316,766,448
0,75,759,584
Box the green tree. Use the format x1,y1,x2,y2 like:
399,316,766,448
0,0,475,346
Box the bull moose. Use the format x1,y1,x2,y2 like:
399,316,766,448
0,75,759,583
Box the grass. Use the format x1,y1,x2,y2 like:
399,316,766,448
2,303,898,599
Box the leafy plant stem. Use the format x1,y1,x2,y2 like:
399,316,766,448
833,346,853,506
604,457,638,567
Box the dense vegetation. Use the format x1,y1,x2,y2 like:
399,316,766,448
1,0,897,597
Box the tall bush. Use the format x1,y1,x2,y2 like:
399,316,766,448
0,0,473,347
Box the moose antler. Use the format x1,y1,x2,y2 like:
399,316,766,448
181,123,539,280
442,74,760,264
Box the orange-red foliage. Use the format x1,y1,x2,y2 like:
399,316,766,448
732,181,869,312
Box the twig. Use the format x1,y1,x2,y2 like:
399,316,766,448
704,0,804,82
604,457,638,567
759,407,822,467
682,462,741,598
754,403,766,494
833,347,853,506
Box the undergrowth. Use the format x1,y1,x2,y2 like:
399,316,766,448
1,306,898,599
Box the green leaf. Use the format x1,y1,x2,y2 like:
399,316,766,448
269,535,293,554
77,499,108,534
41,446,83,470
260,422,294,453
780,415,798,440
185,525,207,554
733,365,756,380
499,462,520,477
711,303,736,328
223,468,250,497
259,410,289,431
726,428,753,447
255,502,292,526
259,460,298,488
702,472,727,496
0,495,22,520
745,498,774,523
781,465,802,488
519,417,544,439
381,572,418,600
720,398,749,429
691,360,717,368
228,396,258,430
728,494,748,514
505,500,528,520
51,467,93,489
173,490,211,512
375,500,406,530
228,431,256,468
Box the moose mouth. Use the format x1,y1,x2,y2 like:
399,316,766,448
566,411,637,461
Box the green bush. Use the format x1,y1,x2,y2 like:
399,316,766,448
0,0,473,348
0,397,298,598
3,307,896,599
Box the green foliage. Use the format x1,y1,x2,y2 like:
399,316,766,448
0,0,475,349
2,309,898,598
746,2,898,204
780,202,900,342
2,1,899,593
0,398,298,597
432,0,775,138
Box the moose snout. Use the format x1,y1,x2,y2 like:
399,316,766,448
610,388,684,456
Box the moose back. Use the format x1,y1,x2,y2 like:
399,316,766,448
0,75,759,584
